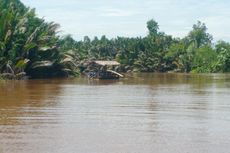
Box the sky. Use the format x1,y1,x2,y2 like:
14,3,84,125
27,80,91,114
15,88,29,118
21,0,230,41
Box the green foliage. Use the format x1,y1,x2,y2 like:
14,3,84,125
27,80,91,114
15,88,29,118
192,45,217,73
147,19,159,36
0,0,78,78
188,21,213,48
213,41,230,72
164,41,187,72
59,19,230,74
164,21,217,73
1,0,230,78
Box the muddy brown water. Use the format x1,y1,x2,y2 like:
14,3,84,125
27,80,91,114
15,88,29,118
0,73,230,153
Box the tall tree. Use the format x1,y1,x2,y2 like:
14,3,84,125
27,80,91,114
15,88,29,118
188,21,213,48
147,19,159,36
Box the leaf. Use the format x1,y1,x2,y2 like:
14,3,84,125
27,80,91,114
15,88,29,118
24,43,37,52
15,59,30,68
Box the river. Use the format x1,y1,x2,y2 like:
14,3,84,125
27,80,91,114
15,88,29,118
0,73,230,153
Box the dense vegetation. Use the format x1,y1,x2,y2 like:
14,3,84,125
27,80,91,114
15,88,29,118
0,0,78,79
60,20,230,74
1,0,230,79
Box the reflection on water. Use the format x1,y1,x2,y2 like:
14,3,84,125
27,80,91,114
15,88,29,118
0,73,230,153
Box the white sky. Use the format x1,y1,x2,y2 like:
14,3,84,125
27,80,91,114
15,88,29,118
21,0,230,41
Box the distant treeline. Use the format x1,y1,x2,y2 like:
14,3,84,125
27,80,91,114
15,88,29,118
1,0,230,79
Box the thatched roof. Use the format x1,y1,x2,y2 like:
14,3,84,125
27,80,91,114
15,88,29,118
94,61,120,66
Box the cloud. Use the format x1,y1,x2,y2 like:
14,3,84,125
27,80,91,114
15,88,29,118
100,8,138,17
21,0,230,41
199,15,230,41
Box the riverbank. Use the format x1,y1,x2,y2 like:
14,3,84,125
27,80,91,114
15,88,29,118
1,0,230,81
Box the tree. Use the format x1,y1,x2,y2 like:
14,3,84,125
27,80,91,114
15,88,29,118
164,41,187,72
147,19,159,36
188,21,213,48
213,41,230,72
192,45,217,73
0,0,78,78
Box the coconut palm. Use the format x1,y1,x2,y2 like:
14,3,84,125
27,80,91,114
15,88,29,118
0,0,78,78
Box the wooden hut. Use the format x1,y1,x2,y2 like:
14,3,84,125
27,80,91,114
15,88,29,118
87,60,124,79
